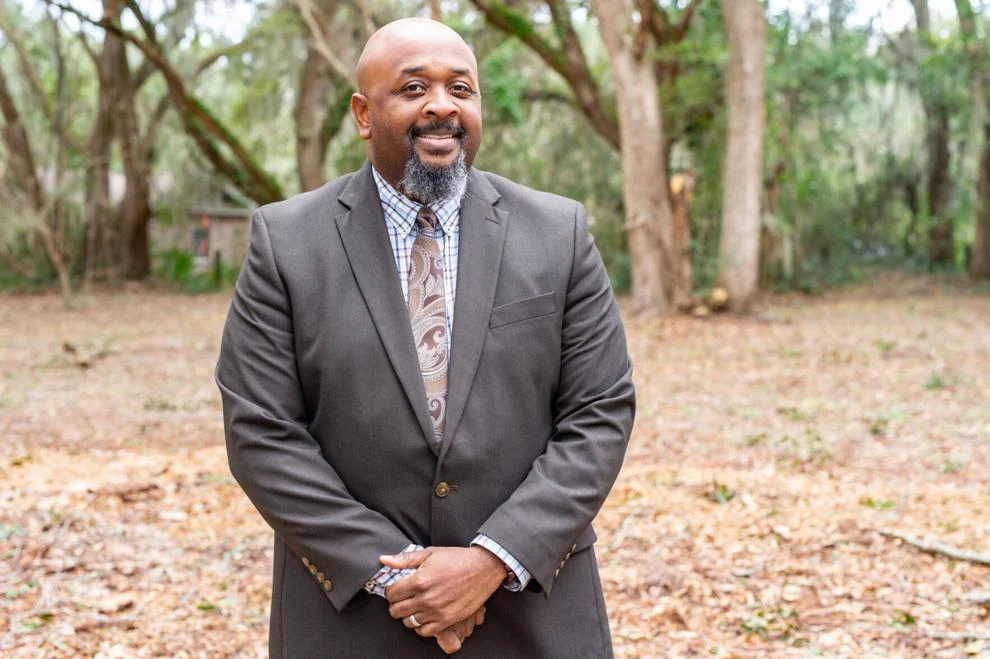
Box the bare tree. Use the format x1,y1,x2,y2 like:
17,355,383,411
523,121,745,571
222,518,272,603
589,0,677,314
292,0,371,191
717,0,766,310
474,0,701,314
0,63,72,298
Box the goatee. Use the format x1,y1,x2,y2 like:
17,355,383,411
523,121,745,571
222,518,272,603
399,123,469,205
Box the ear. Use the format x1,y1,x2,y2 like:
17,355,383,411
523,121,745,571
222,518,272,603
351,93,372,140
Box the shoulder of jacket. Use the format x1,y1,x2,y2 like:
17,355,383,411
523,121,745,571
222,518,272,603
475,170,581,220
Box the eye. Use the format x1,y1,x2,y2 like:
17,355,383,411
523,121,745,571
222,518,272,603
403,82,427,95
450,83,475,96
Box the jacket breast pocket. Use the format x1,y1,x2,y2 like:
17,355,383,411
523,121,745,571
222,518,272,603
489,292,557,329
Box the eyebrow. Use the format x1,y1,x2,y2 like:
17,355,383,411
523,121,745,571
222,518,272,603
400,65,473,77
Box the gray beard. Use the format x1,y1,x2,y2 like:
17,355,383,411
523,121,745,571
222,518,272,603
399,147,468,205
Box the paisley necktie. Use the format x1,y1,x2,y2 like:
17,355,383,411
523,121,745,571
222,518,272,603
407,206,449,442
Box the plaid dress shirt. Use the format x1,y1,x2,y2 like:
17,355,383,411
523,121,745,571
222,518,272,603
363,167,532,597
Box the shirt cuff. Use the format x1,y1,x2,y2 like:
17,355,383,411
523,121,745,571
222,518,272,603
472,534,531,592
364,543,422,598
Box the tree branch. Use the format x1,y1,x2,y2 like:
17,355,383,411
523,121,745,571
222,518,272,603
879,528,990,565
473,0,566,74
647,0,669,44
473,0,620,150
0,18,53,123
45,0,284,204
521,88,574,104
673,0,702,42
318,87,354,153
926,630,990,641
634,0,652,59
0,64,45,212
76,28,99,64
195,41,253,75
288,0,357,89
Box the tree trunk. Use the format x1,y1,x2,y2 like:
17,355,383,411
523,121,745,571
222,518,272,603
591,0,673,314
294,0,350,192
954,0,990,279
718,0,766,311
83,13,122,285
913,0,955,266
925,108,954,264
108,0,153,280
0,65,72,298
296,47,335,192
670,172,695,309
974,124,990,279
116,114,153,280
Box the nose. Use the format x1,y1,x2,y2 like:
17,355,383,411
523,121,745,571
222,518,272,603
422,88,458,120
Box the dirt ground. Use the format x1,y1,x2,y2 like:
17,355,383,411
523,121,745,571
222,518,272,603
1,273,988,658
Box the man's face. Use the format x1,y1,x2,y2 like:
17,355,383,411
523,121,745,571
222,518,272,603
352,26,483,190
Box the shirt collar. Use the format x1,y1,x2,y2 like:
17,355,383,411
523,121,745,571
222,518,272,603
371,166,462,238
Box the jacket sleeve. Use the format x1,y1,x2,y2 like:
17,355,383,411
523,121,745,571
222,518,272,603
477,202,636,597
215,208,412,612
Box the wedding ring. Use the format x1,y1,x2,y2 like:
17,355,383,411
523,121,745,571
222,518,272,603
408,613,422,628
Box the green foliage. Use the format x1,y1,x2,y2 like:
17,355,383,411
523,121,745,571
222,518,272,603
481,42,528,126
940,455,965,474
155,248,238,293
740,604,800,640
859,496,895,510
890,609,916,627
3,0,988,295
710,479,735,504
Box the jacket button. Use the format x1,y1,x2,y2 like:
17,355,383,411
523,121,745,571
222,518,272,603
434,482,451,498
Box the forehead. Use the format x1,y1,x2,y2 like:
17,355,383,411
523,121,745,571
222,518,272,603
377,38,478,80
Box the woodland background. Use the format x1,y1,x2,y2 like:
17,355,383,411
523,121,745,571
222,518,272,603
1,0,990,657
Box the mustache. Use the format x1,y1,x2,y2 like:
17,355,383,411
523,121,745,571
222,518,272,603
409,121,467,141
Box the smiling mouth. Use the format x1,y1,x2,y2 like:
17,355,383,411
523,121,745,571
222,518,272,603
416,134,458,142
410,122,466,147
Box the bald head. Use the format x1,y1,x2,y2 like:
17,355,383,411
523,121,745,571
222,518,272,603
349,18,483,192
357,19,478,94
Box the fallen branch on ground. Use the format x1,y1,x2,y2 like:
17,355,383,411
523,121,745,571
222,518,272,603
927,630,990,641
878,528,990,565
964,592,990,605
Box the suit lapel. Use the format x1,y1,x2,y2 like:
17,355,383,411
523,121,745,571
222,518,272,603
334,163,439,454
439,171,506,463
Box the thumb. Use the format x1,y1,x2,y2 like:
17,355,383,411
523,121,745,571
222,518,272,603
380,548,431,569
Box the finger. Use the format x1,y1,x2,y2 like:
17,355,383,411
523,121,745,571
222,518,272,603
384,575,420,604
388,598,421,620
436,631,462,655
401,613,427,629
380,549,431,570
418,621,449,638
474,607,485,626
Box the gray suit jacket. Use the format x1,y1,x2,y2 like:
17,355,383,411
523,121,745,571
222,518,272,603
216,162,635,658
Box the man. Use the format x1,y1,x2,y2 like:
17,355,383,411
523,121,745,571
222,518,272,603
216,17,634,658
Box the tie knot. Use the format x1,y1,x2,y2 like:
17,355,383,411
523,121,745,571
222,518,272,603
416,207,439,233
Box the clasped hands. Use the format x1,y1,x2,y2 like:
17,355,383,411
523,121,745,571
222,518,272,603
381,546,506,654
